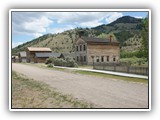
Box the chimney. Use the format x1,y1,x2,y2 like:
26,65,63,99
109,35,113,42
78,30,85,38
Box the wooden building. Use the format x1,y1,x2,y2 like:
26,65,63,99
35,53,64,63
75,36,120,65
19,51,27,62
26,47,52,63
12,56,15,62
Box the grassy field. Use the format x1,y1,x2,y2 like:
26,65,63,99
73,70,148,84
12,71,95,108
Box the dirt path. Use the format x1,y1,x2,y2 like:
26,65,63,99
12,63,148,108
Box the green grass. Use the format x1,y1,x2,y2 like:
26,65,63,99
42,64,148,84
73,70,148,84
120,57,148,67
12,70,95,108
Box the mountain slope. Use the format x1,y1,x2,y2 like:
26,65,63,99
12,16,143,55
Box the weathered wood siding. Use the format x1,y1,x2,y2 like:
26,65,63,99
87,44,120,64
26,50,51,63
35,57,48,63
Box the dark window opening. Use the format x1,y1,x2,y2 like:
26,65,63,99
107,56,109,62
77,56,79,62
101,56,104,62
84,56,86,62
96,56,99,62
80,45,82,51
76,46,78,51
83,45,86,51
113,57,116,61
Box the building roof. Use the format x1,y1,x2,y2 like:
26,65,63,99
35,53,61,58
81,37,119,44
27,47,52,52
19,51,26,57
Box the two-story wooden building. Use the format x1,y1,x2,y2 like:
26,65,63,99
75,36,120,65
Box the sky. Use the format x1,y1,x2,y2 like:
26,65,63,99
11,11,148,48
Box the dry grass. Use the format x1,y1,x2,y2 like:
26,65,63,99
12,71,95,108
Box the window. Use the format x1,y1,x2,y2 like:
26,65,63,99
83,45,86,51
107,56,109,62
101,56,104,62
76,46,78,51
80,45,82,51
84,56,86,62
77,56,79,62
113,57,116,61
96,56,99,62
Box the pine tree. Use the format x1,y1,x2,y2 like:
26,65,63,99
141,17,149,59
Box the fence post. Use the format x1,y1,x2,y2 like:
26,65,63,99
114,63,116,71
127,65,130,73
103,63,105,70
146,67,148,75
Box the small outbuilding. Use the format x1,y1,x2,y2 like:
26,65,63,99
12,56,15,62
19,51,27,62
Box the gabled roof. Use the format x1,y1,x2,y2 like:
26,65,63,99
35,53,61,58
19,51,26,57
80,37,119,44
27,47,52,52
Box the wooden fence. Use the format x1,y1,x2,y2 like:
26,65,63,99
93,63,148,76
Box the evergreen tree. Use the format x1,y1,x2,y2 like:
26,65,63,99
141,17,149,59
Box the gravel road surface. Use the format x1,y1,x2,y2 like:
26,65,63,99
12,63,148,108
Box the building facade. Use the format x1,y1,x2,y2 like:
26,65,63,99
26,47,52,63
75,36,120,65
19,51,27,62
35,53,64,63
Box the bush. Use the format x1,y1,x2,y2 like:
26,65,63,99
45,57,78,67
47,63,53,68
45,57,54,64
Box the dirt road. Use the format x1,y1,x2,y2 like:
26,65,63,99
12,63,148,108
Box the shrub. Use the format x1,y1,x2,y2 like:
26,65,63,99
45,57,78,67
47,63,53,68
45,57,54,64
65,57,77,67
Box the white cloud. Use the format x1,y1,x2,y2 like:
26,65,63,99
12,12,124,39
134,16,143,19
12,12,53,37
80,20,103,27
33,33,43,38
105,12,123,23
48,25,75,34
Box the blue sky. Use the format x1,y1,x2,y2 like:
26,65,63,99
12,11,148,48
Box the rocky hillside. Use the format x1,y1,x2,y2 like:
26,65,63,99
12,16,143,55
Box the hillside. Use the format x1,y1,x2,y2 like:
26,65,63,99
12,16,143,55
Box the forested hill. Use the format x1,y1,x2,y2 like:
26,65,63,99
12,16,143,55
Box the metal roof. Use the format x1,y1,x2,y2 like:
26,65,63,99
19,51,26,57
27,47,52,52
35,53,61,58
81,37,119,44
